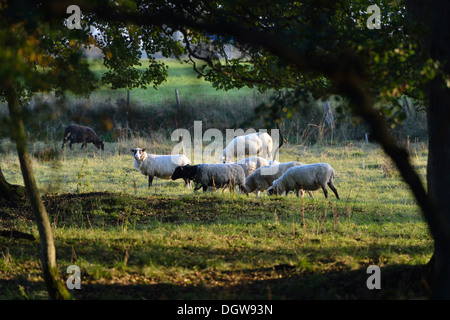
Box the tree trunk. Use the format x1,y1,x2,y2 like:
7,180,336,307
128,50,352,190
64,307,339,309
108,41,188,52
5,81,71,300
425,0,450,299
0,165,25,204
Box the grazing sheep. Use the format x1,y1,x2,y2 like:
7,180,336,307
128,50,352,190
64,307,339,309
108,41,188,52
245,161,306,197
62,124,104,150
220,132,273,163
235,156,271,177
171,163,249,195
267,163,340,199
132,148,191,188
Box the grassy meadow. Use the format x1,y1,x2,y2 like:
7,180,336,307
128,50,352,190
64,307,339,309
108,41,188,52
0,59,433,300
0,139,432,299
86,58,271,109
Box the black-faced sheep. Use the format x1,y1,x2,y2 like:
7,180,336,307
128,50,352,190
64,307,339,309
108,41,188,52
62,124,104,150
171,163,249,195
132,148,191,188
220,132,273,163
267,163,340,199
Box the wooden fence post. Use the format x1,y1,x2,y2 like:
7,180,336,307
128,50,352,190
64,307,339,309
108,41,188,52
126,89,130,140
175,89,181,111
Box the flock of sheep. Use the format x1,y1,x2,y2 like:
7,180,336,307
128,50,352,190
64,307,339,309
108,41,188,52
61,123,340,199
132,131,340,200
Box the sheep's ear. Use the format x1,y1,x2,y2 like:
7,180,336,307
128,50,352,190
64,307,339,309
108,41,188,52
142,148,146,152
131,149,135,153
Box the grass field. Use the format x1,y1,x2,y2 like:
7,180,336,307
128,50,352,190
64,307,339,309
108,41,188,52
0,58,433,300
85,58,271,108
0,137,433,299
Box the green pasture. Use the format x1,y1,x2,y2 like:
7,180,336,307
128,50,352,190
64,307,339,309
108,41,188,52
85,58,271,109
0,138,433,299
0,59,432,300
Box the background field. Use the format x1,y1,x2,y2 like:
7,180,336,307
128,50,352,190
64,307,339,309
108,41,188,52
0,59,432,299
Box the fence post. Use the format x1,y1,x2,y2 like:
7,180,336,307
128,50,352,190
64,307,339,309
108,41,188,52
323,100,335,144
126,89,130,140
175,89,181,111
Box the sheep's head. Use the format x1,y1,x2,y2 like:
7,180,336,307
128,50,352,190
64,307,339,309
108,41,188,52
171,164,197,180
267,185,281,196
131,148,148,161
95,140,105,150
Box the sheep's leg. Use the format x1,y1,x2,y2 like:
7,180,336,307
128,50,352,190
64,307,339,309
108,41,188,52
183,178,192,188
328,181,340,199
266,146,272,161
297,189,307,198
307,191,314,198
255,190,260,198
62,132,70,149
202,184,208,192
69,142,73,150
148,175,154,188
321,184,329,199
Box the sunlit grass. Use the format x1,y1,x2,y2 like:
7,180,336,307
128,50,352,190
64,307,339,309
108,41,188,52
0,138,432,299
86,58,270,108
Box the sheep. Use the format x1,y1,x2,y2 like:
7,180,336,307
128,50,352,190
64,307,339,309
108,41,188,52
219,132,273,163
62,124,104,150
171,163,249,195
245,161,307,197
235,156,271,177
267,163,340,199
132,148,191,188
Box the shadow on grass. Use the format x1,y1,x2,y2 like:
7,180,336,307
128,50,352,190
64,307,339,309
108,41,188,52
0,192,432,300
0,264,430,300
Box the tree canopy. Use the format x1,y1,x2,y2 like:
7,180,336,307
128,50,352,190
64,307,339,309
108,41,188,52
82,1,439,121
3,0,440,119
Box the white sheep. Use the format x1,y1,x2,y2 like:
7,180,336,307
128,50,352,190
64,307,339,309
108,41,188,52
171,163,248,195
132,148,191,188
245,161,308,197
235,156,271,177
267,163,340,199
220,132,273,163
